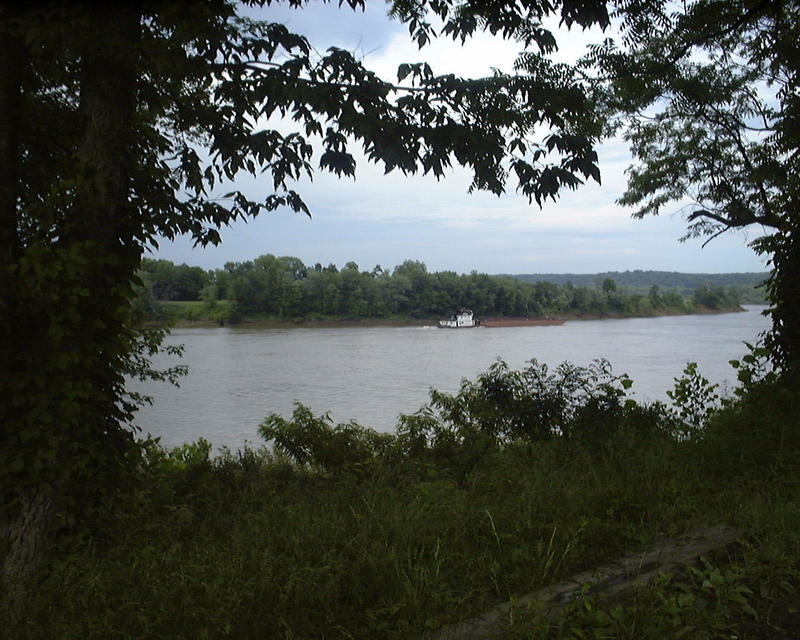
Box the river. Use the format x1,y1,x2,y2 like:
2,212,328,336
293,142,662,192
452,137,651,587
131,306,771,450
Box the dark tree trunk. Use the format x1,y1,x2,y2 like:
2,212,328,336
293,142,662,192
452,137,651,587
0,4,21,267
0,4,35,614
1,4,143,613
766,220,800,374
74,4,140,242
0,487,55,614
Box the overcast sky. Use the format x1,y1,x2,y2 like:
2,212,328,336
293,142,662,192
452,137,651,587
149,2,769,275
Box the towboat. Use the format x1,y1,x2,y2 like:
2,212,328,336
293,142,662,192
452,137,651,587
438,309,477,328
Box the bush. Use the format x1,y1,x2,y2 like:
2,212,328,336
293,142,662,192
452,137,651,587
697,378,800,478
395,358,647,469
259,404,395,473
258,359,679,478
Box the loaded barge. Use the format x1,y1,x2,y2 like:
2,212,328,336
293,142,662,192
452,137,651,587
438,309,565,328
480,316,565,327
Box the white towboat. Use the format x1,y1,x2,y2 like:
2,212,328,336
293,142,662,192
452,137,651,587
438,309,477,328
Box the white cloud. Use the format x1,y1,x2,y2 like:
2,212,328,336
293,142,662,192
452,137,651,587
365,23,521,81
153,5,766,275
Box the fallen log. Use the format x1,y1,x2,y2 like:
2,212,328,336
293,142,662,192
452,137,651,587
430,525,742,640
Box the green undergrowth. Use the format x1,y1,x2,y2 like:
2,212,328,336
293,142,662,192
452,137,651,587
8,359,800,639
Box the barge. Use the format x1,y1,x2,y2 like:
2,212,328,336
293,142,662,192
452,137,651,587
480,317,565,327
438,310,565,328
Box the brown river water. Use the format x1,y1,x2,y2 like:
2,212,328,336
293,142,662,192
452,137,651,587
131,306,770,450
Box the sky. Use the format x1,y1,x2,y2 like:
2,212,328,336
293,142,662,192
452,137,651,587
149,2,769,275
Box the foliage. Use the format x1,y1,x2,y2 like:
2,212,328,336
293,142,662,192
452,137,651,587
162,437,213,471
397,358,637,452
728,341,781,392
139,259,208,301
259,404,395,474
510,270,768,291
157,299,233,326
5,358,800,639
698,372,800,478
2,0,796,618
666,362,721,438
258,358,673,481
584,0,800,368
139,255,746,324
0,0,616,593
510,270,768,304
691,284,741,311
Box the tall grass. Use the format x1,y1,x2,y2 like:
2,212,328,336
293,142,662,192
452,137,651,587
7,362,800,639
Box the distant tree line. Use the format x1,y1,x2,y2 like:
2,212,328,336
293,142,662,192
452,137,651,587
138,256,742,323
508,270,768,303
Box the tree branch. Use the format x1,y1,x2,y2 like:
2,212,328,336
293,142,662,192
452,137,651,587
593,0,773,86
213,60,443,95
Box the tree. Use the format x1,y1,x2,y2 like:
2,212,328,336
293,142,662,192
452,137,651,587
648,285,662,309
141,258,208,300
0,0,611,601
586,0,800,369
693,283,738,311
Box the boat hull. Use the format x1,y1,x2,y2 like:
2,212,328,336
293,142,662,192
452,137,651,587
480,317,565,327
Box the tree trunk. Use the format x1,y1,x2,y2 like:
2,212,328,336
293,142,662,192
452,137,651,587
767,221,800,373
74,3,140,242
0,4,34,614
1,4,143,613
0,487,55,614
0,3,21,267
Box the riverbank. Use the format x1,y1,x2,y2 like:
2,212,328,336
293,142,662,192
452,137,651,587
154,301,746,329
157,314,438,329
10,367,799,639
560,304,746,323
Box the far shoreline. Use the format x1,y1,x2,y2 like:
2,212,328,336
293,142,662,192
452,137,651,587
159,305,752,330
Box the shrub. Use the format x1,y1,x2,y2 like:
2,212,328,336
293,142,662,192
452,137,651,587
259,403,395,473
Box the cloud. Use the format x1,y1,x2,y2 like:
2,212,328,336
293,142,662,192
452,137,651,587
365,22,520,81
282,130,635,235
248,2,404,55
151,5,766,276
228,7,638,236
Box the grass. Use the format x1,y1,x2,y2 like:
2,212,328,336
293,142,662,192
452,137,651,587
157,300,231,325
6,367,800,639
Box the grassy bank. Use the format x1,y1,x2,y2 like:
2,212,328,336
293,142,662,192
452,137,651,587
153,300,745,329
150,300,439,328
7,361,799,639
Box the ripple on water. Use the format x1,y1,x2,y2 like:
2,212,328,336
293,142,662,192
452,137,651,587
131,307,770,450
